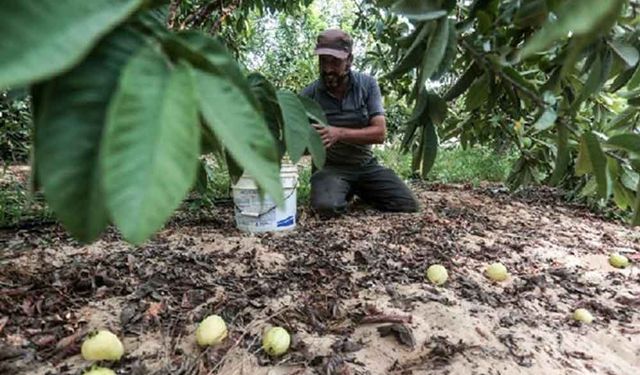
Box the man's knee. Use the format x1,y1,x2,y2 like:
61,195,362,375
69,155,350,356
311,194,347,217
381,196,420,213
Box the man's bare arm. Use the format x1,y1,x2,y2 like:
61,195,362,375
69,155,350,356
314,115,386,148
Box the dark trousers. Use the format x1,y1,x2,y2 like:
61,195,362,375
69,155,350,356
310,159,419,217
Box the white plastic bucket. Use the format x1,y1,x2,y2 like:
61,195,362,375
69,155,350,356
232,162,298,232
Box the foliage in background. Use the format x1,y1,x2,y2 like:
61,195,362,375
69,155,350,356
0,91,32,163
359,0,640,226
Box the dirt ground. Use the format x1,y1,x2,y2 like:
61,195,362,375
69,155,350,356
1,182,639,375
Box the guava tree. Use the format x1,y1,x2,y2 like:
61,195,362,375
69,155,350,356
363,0,640,224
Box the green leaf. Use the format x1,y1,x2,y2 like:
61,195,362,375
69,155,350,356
609,67,635,93
465,74,489,111
633,180,640,226
573,50,612,111
193,69,282,206
433,19,458,79
580,177,598,197
427,93,447,125
162,31,260,111
401,90,429,152
548,121,569,186
248,72,284,143
608,41,639,68
298,96,327,168
307,126,326,169
520,0,624,59
390,0,447,20
628,95,640,107
576,135,592,175
578,132,608,198
419,18,450,85
298,96,328,126
627,62,640,90
606,107,638,131
33,27,147,243
621,168,640,191
476,11,492,35
0,0,144,89
612,180,632,211
386,25,429,79
277,91,311,163
420,118,439,177
606,133,640,155
502,66,539,96
443,63,479,101
102,49,200,244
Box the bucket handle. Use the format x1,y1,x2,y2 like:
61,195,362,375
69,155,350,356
234,181,298,218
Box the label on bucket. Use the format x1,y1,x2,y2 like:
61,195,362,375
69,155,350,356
235,207,275,228
277,215,294,227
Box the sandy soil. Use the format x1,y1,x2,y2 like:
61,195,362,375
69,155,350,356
1,182,639,375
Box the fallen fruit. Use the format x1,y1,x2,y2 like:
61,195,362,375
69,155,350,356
426,264,448,285
81,330,124,361
84,367,116,375
609,253,629,269
573,308,594,324
262,326,290,356
485,262,508,282
196,315,227,347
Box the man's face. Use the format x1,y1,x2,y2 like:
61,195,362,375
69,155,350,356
319,55,350,90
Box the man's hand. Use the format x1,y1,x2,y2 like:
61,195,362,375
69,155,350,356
313,124,342,148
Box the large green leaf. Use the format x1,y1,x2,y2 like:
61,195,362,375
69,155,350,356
609,41,640,68
193,69,283,205
247,72,284,143
390,0,447,20
443,63,479,101
606,107,638,131
33,27,147,242
627,62,640,90
386,27,428,79
606,133,640,155
633,181,640,226
401,90,429,151
548,121,569,186
520,0,624,58
465,74,489,111
419,18,450,85
298,96,327,168
277,91,311,163
102,49,200,244
577,132,608,198
0,0,143,89
162,31,261,111
433,19,458,79
298,96,328,126
427,93,447,125
420,118,439,177
573,50,612,110
502,66,539,96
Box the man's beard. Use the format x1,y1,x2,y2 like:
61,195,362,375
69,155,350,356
322,70,348,90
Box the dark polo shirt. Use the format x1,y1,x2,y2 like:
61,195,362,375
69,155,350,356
300,70,385,166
